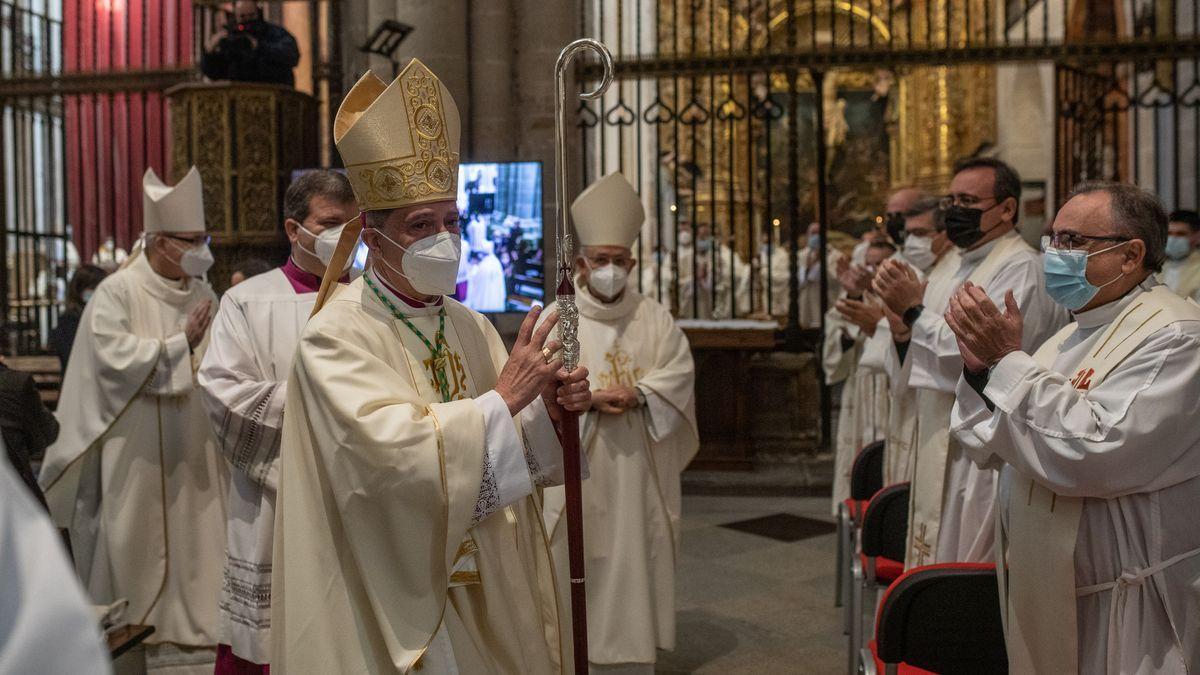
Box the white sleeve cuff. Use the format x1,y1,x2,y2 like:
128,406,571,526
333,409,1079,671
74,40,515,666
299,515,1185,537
518,396,592,487
641,388,685,442
983,351,1040,413
473,390,534,523
147,333,193,395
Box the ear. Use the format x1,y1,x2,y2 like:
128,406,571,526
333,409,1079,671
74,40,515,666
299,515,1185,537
627,257,638,271
1001,196,1019,223
1124,239,1147,273
283,218,302,244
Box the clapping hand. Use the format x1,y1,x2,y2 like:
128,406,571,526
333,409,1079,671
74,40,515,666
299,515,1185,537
944,282,1024,373
872,258,925,316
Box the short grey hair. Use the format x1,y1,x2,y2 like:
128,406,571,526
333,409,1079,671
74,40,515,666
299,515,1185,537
283,170,356,224
1067,181,1168,273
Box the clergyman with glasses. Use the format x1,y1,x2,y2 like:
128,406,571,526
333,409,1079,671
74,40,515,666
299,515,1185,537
541,172,698,674
946,181,1200,673
40,166,229,671
871,156,1068,567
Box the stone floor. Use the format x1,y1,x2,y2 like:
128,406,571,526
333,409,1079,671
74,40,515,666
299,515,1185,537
656,494,845,674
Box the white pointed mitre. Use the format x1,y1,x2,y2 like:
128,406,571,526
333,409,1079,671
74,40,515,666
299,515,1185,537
334,59,461,211
142,166,205,233
571,172,644,249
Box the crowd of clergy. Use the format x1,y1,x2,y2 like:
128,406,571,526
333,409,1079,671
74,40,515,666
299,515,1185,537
2,54,1200,675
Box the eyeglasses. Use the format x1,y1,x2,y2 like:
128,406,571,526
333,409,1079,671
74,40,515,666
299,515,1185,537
163,234,211,248
1041,232,1129,252
938,193,999,210
585,255,632,268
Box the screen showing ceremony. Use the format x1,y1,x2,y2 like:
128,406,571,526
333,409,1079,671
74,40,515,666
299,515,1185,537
454,161,544,313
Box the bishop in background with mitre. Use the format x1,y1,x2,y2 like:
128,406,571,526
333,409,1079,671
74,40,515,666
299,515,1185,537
40,167,228,673
541,173,698,675
270,59,591,674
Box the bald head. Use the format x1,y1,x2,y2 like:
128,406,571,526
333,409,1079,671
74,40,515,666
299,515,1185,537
886,187,927,215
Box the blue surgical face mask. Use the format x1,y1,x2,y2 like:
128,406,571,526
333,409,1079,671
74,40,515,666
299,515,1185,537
1042,239,1129,311
807,233,821,250
1166,235,1192,261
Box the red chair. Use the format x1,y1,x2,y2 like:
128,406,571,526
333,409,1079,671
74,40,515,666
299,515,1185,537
860,563,1007,675
849,482,909,675
836,439,885,612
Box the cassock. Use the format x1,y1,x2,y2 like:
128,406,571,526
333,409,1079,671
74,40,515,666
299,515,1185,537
899,231,1067,566
0,442,111,674
823,293,890,514
39,251,227,671
271,61,565,674
197,260,320,666
1160,250,1200,301
952,282,1200,674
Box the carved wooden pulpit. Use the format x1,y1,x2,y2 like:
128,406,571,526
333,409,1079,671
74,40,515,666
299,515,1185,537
165,82,319,290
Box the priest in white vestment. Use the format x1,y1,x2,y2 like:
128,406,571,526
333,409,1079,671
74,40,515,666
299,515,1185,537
824,240,895,514
541,173,699,674
466,239,507,312
1160,210,1200,301
39,167,227,673
868,197,957,484
197,170,359,673
873,158,1067,567
0,439,111,674
270,60,591,674
948,182,1200,675
798,222,844,329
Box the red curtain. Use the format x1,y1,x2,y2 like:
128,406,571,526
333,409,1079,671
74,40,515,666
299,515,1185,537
64,0,193,260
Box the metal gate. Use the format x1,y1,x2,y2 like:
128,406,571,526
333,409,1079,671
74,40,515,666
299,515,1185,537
0,0,342,355
574,0,1200,451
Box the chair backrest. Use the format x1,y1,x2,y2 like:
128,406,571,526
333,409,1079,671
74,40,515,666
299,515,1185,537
860,482,909,561
875,563,1008,674
849,440,885,501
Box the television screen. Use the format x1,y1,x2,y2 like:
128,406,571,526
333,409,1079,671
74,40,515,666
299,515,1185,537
455,161,544,312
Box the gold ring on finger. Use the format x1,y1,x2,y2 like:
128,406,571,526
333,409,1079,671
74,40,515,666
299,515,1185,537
542,346,555,364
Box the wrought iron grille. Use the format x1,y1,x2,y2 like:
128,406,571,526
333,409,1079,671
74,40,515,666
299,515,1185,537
575,0,1200,451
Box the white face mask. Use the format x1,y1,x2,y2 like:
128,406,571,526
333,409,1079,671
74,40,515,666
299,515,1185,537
902,234,937,272
298,222,350,270
587,262,629,300
678,230,693,246
165,237,214,277
374,230,462,296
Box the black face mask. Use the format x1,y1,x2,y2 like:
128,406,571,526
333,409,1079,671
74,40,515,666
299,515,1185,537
884,211,906,244
943,204,986,249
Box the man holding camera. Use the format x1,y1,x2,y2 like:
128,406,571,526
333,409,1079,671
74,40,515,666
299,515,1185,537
201,1,299,87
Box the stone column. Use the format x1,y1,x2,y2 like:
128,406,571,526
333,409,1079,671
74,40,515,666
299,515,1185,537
468,0,516,160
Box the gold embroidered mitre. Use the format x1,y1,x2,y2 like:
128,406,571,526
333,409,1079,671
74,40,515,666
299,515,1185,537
334,59,461,211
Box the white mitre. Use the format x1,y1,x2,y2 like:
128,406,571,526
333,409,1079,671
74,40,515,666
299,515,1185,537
143,167,205,233
571,172,644,249
335,59,461,211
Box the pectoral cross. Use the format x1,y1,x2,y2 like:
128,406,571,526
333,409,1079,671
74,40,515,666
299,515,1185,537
912,522,932,566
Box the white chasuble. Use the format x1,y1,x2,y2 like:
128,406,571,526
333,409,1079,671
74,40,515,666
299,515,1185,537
823,295,890,514
271,274,565,675
953,282,1200,674
541,284,698,667
39,253,227,663
903,232,1067,567
197,268,314,665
